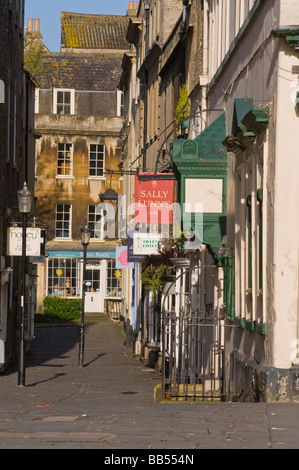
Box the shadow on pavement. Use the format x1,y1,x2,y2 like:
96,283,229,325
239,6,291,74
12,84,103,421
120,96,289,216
3,320,102,377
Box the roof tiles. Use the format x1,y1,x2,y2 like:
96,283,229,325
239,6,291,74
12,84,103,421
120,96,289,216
36,53,124,90
61,12,129,50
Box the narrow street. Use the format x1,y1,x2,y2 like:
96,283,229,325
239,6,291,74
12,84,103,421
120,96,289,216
0,314,299,451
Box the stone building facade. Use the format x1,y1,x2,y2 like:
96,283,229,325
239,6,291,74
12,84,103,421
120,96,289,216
33,11,131,315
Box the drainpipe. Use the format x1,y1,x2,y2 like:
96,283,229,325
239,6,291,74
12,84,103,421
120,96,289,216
144,1,150,56
143,69,148,172
180,1,188,85
143,1,150,171
201,0,209,131
202,0,209,78
200,245,206,312
181,1,187,34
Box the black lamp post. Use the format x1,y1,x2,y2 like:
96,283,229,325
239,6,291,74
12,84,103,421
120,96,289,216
17,182,33,387
78,225,91,367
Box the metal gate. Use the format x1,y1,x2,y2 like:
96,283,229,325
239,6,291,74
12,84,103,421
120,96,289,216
161,307,226,401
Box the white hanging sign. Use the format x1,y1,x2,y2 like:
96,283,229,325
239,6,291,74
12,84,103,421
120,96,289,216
132,233,161,255
7,227,41,256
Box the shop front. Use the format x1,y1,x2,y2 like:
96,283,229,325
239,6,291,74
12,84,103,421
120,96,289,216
46,250,121,314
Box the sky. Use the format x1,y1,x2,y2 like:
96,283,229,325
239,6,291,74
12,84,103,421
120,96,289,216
24,0,133,52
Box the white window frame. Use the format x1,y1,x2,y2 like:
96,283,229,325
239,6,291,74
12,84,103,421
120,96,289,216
88,205,104,241
57,142,73,177
0,80,4,103
54,203,72,240
88,144,105,178
116,89,124,117
34,88,39,114
53,88,75,115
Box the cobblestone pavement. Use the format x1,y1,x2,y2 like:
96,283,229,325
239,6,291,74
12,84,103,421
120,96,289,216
1,313,299,452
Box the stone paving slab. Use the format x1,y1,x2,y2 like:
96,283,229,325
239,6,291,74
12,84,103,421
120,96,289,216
1,314,299,450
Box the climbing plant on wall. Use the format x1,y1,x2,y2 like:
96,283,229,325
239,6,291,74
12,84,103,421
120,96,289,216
175,84,189,124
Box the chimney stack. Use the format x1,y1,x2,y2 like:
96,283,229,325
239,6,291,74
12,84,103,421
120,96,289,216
27,18,33,33
34,19,40,33
127,1,137,16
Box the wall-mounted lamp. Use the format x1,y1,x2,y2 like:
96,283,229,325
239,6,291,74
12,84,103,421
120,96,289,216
99,188,119,217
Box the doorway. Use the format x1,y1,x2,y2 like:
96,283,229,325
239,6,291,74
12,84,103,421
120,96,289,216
84,262,104,312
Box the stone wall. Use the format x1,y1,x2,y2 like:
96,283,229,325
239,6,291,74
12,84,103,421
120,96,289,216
230,350,299,402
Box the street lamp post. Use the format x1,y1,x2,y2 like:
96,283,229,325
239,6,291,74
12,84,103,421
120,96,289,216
78,225,91,367
17,182,33,387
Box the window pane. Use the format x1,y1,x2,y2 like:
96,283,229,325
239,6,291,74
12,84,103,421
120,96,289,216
64,92,71,104
57,92,64,103
63,104,71,115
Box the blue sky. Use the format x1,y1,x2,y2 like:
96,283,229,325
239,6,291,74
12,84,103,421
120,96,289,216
24,0,133,52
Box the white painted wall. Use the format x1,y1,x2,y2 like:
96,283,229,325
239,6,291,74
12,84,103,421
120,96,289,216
271,43,299,367
207,0,258,80
206,0,299,369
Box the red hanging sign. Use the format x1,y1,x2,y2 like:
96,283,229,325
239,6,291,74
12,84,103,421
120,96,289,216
134,175,174,224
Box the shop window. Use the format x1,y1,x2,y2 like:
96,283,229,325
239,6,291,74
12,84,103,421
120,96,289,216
47,258,81,297
106,259,122,297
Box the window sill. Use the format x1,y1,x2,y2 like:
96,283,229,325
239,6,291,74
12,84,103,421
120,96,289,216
233,316,266,336
88,176,106,180
53,238,73,242
234,316,246,329
56,175,74,179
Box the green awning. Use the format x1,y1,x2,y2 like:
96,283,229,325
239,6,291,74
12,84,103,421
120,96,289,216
223,98,269,151
272,26,299,48
172,113,227,163
231,98,255,138
194,112,227,161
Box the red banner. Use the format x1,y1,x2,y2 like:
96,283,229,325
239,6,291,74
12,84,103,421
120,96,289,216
134,175,174,224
